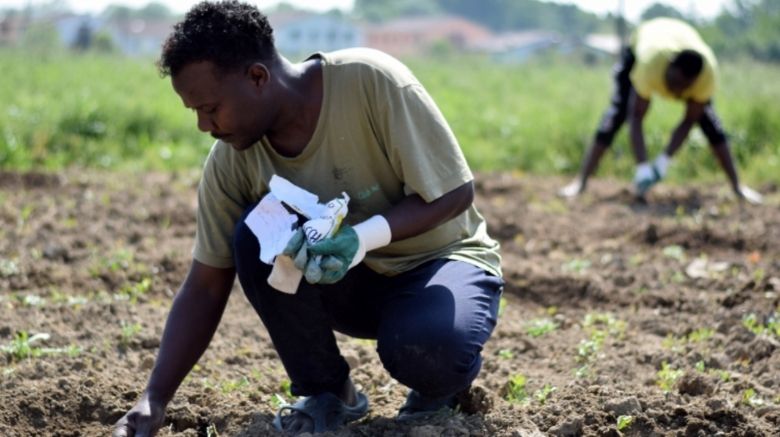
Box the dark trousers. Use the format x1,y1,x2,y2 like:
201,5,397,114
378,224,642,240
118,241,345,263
594,47,727,146
232,205,504,399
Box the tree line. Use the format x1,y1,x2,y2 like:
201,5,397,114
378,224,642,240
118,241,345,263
354,0,780,62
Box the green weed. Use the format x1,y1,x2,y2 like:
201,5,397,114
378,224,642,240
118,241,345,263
743,312,780,337
505,374,528,403
525,318,558,337
1,331,81,362
119,321,142,348
534,384,556,405
616,415,634,431
656,361,684,393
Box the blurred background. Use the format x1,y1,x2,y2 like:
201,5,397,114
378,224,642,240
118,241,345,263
0,0,778,185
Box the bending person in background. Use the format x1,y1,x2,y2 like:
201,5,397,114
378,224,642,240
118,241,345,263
560,17,762,203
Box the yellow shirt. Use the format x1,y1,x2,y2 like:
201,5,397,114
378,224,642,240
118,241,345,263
630,18,717,103
192,48,502,277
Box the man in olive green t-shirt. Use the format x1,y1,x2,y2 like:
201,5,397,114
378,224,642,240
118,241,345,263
113,2,503,436
561,18,762,203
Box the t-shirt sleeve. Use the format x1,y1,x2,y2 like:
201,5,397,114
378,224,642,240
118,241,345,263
630,65,653,100
690,68,715,103
377,82,473,203
192,144,250,268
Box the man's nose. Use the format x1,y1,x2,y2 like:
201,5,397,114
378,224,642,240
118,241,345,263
196,112,214,133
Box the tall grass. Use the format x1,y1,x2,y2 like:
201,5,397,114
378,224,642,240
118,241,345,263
1,49,778,184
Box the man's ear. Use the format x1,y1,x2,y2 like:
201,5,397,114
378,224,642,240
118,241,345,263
246,63,270,88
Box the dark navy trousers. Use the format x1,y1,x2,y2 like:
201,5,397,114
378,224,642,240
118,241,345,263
232,206,504,399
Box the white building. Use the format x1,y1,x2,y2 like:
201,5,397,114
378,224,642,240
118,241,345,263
269,12,364,59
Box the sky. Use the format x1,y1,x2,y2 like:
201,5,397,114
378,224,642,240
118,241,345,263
0,0,734,21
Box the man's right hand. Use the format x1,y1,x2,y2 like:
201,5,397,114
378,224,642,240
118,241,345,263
112,392,166,437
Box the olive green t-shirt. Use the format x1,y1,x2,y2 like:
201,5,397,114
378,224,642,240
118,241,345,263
630,18,717,103
193,48,502,277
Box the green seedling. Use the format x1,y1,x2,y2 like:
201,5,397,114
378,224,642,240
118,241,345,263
562,258,591,274
617,415,634,432
574,365,589,379
119,321,142,348
695,360,706,372
0,258,19,278
687,327,714,343
16,294,46,307
1,332,49,361
498,348,514,359
534,384,556,405
741,388,765,407
526,318,558,337
17,204,34,230
743,312,780,337
220,376,250,394
280,379,293,398
505,373,528,403
576,312,626,364
662,245,685,262
753,268,766,283
663,327,714,352
628,253,645,267
1,331,81,362
656,361,683,393
116,277,152,304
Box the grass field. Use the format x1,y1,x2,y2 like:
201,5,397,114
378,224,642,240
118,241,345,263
1,50,779,184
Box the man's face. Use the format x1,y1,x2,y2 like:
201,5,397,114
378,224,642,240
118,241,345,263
172,61,272,151
664,66,696,98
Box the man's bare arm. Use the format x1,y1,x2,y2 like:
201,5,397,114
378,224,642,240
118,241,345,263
145,260,235,404
384,180,474,242
664,100,705,157
113,260,235,437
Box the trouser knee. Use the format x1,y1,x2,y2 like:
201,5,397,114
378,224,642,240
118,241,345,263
377,331,480,398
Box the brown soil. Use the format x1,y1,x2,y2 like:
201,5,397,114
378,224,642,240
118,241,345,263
1,170,778,436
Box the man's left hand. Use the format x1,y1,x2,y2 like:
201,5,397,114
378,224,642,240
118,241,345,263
307,225,361,284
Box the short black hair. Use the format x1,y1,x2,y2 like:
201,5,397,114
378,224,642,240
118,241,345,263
670,49,703,79
158,0,276,77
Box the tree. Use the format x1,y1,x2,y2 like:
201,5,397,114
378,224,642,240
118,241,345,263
640,3,686,21
353,0,441,22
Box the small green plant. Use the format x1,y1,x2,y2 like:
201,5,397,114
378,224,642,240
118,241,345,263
505,373,528,403
498,348,514,359
534,384,556,404
687,327,714,343
662,245,685,261
1,332,50,361
279,379,293,398
220,377,250,394
616,415,634,431
0,258,19,278
1,331,81,361
117,277,152,304
562,258,591,274
741,388,765,407
656,361,684,393
695,360,706,372
526,318,558,337
119,321,142,348
742,312,780,337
